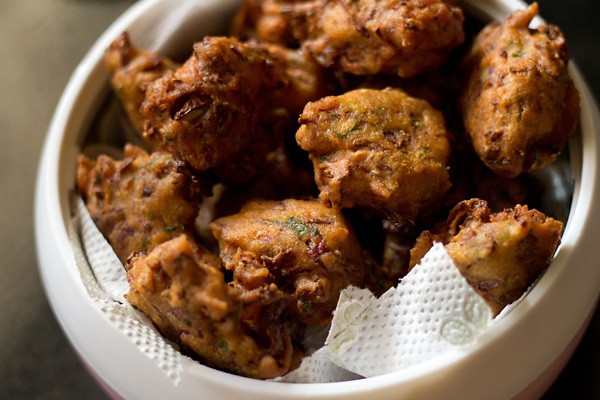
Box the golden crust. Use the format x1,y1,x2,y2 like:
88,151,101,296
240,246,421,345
210,198,365,325
76,144,201,264
296,88,452,224
232,0,465,77
104,32,178,147
459,3,580,177
410,199,563,315
140,37,286,182
126,234,300,379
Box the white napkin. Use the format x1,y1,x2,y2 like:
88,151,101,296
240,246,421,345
324,243,492,378
75,197,129,303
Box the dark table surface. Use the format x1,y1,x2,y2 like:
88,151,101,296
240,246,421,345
1,0,598,398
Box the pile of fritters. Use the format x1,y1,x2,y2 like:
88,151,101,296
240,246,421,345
77,1,577,379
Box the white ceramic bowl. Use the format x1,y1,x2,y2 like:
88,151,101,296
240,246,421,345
35,0,600,399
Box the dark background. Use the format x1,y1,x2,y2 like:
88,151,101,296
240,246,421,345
0,0,598,398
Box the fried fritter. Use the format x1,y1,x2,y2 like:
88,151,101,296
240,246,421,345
126,234,300,379
76,144,201,264
104,32,178,147
409,199,563,315
140,36,288,182
233,0,465,77
231,0,317,48
302,0,465,77
459,3,580,178
296,88,452,225
409,198,489,270
209,199,365,325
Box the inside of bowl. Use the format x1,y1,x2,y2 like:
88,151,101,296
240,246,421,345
65,0,582,386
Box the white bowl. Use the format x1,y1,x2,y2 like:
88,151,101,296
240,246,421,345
35,0,600,399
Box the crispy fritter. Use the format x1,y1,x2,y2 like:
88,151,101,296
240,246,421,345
233,0,465,77
296,88,452,225
76,144,201,264
126,234,300,379
231,0,317,48
302,0,465,77
209,199,365,325
140,36,288,182
410,199,563,315
459,3,580,177
104,32,178,147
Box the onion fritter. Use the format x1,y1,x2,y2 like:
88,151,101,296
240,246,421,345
232,0,465,77
126,234,300,379
210,199,365,325
76,144,201,264
459,3,580,177
104,32,178,147
140,36,288,182
296,88,452,225
410,199,563,315
302,0,465,77
231,0,316,48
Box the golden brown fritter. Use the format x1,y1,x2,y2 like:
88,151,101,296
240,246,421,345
409,198,489,270
231,0,317,47
209,199,365,325
459,3,580,178
296,88,452,225
303,0,465,77
232,0,465,77
126,234,300,379
76,144,201,264
409,199,563,315
140,36,288,182
104,32,178,147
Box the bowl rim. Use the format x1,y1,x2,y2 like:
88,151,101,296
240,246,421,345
35,0,600,399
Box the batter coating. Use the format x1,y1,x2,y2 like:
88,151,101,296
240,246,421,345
233,0,465,77
104,32,178,147
303,0,465,77
296,88,452,225
77,144,201,264
210,199,365,325
126,234,300,379
140,36,288,182
231,0,317,48
459,3,580,177
410,199,563,315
